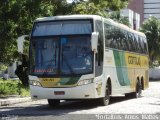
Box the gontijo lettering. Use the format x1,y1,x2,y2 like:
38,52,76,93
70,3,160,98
128,56,140,65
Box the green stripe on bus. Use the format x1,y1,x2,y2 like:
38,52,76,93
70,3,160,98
113,50,130,86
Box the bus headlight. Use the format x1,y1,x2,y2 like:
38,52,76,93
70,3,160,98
29,80,42,87
78,79,93,86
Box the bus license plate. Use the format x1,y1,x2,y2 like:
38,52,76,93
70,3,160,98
54,91,65,95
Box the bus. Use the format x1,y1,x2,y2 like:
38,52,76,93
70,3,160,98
28,15,149,106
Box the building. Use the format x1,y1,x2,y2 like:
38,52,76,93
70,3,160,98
121,9,140,30
127,0,144,25
128,0,160,25
143,0,160,20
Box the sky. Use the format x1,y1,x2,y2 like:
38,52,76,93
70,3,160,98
67,0,73,3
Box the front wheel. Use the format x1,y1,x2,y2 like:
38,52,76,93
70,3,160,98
48,99,60,107
99,82,111,106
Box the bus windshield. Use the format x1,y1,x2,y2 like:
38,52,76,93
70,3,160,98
32,20,92,36
30,36,93,76
30,20,93,76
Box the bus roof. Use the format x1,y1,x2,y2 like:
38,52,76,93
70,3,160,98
35,14,102,22
35,14,145,37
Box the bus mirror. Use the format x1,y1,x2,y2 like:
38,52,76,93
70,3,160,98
91,32,99,53
17,35,29,54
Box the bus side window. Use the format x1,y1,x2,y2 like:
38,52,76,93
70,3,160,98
119,29,128,51
123,30,128,51
140,37,145,54
138,36,143,54
126,32,132,51
110,26,115,48
133,34,138,53
143,37,148,54
110,26,114,49
95,20,104,76
105,23,113,48
116,28,121,49
118,28,123,50
104,23,108,47
113,26,120,49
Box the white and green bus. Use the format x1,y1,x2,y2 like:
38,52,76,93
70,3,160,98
28,15,149,106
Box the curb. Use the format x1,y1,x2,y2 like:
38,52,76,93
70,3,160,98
0,97,31,106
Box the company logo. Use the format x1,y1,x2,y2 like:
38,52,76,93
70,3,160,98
128,56,140,65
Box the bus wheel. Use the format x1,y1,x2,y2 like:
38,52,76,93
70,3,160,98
99,82,111,106
126,80,142,98
48,99,60,107
136,80,142,98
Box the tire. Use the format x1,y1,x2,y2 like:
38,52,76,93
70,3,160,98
125,80,142,98
48,99,60,107
99,82,111,106
136,80,142,98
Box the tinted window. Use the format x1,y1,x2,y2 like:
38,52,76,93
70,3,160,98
33,20,92,36
104,22,148,54
134,34,140,53
105,23,112,48
95,20,104,76
143,37,148,54
120,30,128,51
105,23,120,49
138,36,142,53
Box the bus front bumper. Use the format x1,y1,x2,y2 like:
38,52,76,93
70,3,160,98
30,83,97,100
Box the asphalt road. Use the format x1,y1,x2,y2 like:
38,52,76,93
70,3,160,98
0,81,160,120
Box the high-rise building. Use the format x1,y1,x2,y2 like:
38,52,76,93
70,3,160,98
143,0,160,20
128,0,160,25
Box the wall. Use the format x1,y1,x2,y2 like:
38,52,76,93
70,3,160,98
149,68,160,80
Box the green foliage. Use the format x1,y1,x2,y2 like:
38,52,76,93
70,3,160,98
23,40,30,55
0,78,30,97
72,0,129,18
20,87,30,97
0,64,7,71
140,16,160,66
0,0,129,65
0,0,71,64
109,11,130,26
72,0,109,17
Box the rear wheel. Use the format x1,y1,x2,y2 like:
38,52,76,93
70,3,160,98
99,82,111,106
136,80,142,98
126,80,142,98
48,99,60,107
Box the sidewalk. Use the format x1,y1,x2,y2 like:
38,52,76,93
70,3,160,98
0,96,31,106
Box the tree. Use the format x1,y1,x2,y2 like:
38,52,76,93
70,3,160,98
72,0,128,14
109,11,130,26
0,0,71,86
0,0,129,64
72,0,109,17
140,16,160,66
0,0,72,64
71,0,129,25
0,0,129,86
